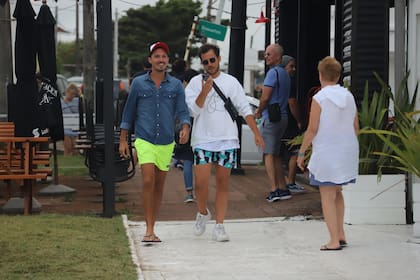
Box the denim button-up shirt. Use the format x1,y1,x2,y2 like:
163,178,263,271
120,73,190,145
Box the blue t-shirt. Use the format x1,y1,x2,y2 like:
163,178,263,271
263,65,290,119
61,97,79,114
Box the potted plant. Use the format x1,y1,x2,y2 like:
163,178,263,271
355,74,419,238
342,73,419,225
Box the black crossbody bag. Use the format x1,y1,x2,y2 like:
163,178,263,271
203,74,239,122
267,68,282,122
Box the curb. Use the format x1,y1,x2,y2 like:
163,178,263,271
122,214,144,280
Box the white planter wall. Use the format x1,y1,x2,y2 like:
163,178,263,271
412,177,420,238
342,174,406,224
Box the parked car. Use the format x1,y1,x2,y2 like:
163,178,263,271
67,76,127,99
241,95,263,164
67,76,83,88
56,74,69,97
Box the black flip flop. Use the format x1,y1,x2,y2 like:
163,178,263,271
339,240,348,247
320,245,342,251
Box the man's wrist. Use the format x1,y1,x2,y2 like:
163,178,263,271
298,151,305,157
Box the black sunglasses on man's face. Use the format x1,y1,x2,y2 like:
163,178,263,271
202,57,217,65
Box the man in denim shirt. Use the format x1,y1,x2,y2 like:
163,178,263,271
119,42,190,242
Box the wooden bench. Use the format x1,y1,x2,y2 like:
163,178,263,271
0,122,51,165
0,122,51,214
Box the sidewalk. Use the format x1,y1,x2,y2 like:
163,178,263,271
124,216,420,280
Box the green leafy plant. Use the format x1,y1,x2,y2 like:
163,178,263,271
359,73,419,176
358,79,392,174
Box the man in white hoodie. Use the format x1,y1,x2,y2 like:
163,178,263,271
185,44,264,242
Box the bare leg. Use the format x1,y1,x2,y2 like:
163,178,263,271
274,156,287,190
264,154,277,191
194,163,212,215
319,186,341,249
152,167,167,227
336,188,346,242
214,165,231,224
287,155,298,184
141,163,157,236
63,136,72,156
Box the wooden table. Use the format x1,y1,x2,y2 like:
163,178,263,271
0,136,50,214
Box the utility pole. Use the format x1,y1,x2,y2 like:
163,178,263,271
211,0,225,44
206,0,213,21
204,0,215,43
0,1,13,116
75,0,81,75
184,15,198,63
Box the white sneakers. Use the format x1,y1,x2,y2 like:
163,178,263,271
194,209,229,242
212,223,229,242
194,208,211,236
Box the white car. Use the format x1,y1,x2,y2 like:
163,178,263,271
240,95,263,165
56,74,69,96
67,76,83,88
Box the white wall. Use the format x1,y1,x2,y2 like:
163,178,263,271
408,0,420,111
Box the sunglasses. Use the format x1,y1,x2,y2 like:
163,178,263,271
202,57,217,65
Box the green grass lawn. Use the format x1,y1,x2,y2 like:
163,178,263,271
53,154,88,176
0,215,137,280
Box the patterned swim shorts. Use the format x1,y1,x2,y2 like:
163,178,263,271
193,148,237,169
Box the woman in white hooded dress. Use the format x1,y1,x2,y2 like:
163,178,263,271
297,56,359,251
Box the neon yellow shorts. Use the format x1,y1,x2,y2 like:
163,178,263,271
134,138,175,171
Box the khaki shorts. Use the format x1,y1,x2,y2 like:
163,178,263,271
134,139,175,171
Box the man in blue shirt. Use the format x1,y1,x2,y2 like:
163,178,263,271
255,44,292,202
119,42,190,242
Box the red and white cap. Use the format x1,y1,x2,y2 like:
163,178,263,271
149,42,169,55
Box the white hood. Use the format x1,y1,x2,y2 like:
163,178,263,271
324,85,348,109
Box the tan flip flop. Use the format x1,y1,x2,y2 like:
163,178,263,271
142,234,162,243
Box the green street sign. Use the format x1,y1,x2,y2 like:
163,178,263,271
198,19,227,41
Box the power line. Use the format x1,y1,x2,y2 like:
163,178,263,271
210,7,265,19
117,0,146,7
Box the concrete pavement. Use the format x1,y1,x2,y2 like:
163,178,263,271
123,215,420,280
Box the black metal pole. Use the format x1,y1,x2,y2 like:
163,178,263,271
264,0,271,73
228,0,247,175
98,0,115,217
95,0,104,125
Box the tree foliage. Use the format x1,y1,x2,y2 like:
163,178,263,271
56,41,77,75
118,0,201,76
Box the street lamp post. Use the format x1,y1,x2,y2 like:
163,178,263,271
265,0,271,48
255,1,271,72
228,0,247,175
97,0,115,217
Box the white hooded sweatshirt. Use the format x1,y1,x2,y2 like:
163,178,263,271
185,72,252,150
307,85,359,183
